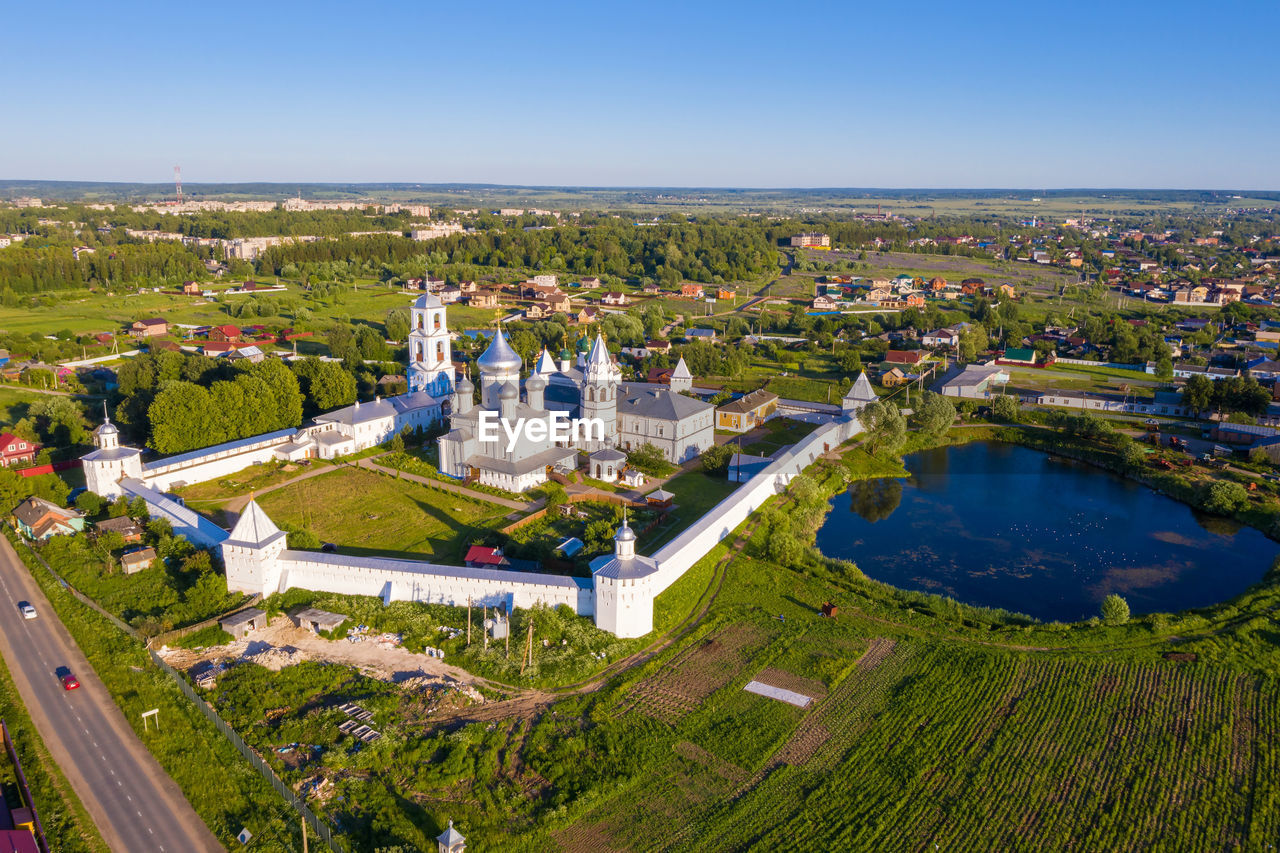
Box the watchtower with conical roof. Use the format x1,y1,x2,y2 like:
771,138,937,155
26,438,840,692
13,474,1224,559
222,498,289,595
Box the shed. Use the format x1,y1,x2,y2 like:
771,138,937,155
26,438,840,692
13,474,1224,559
219,607,268,638
291,607,347,634
120,546,157,575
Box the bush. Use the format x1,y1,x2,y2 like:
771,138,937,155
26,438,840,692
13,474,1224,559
700,443,733,476
1101,594,1130,625
1203,480,1248,515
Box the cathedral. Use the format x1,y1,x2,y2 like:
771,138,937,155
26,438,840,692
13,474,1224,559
438,310,715,492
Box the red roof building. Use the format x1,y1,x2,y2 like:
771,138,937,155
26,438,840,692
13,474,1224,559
464,545,506,567
883,350,925,365
208,325,242,343
0,433,37,466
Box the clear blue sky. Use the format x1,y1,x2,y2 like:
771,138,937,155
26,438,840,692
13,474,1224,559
3,0,1277,189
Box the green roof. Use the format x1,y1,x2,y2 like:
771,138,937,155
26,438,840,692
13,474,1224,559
1002,348,1036,362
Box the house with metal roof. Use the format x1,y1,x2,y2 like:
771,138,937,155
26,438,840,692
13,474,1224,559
716,388,779,433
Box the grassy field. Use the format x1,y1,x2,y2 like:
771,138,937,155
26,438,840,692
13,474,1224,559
254,466,511,562
0,386,52,427
639,469,740,551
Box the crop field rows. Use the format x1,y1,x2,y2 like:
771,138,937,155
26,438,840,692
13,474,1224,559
620,623,773,722
674,647,1280,852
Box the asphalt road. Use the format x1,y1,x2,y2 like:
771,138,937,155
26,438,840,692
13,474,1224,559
0,536,223,853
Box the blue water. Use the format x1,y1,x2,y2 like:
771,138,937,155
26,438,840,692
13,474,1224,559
815,442,1277,622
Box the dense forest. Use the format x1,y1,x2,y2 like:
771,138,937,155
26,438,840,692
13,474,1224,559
261,220,780,286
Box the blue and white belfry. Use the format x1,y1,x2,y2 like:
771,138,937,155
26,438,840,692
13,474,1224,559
407,293,454,397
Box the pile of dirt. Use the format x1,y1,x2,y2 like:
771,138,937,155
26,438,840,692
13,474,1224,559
399,675,485,704
242,645,304,670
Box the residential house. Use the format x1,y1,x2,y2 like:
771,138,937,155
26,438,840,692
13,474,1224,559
120,546,158,575
469,290,501,309
811,294,840,311
641,282,662,294
0,433,37,466
680,283,705,299
12,496,84,540
715,388,779,432
93,515,144,544
225,345,265,364
208,324,242,343
880,366,909,386
997,348,1040,367
687,328,717,341
883,349,925,366
457,280,478,295
572,305,601,325
997,284,1017,299
602,291,630,306
130,318,168,338
182,281,201,295
438,286,463,304
578,276,602,289
1172,363,1239,380
716,288,735,300
961,278,988,296
922,327,962,348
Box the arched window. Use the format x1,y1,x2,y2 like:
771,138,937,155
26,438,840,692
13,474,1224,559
436,342,444,360
586,387,595,402
417,314,424,330
433,312,441,331
416,343,423,362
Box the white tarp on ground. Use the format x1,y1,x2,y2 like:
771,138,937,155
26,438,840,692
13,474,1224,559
744,680,813,708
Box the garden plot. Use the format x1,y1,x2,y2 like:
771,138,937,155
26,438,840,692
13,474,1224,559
624,623,773,721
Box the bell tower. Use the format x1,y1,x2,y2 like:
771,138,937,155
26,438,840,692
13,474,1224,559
408,293,453,397
580,333,619,451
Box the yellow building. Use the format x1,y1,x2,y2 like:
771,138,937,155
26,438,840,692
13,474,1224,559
715,388,779,432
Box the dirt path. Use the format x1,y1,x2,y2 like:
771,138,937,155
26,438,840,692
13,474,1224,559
356,457,532,510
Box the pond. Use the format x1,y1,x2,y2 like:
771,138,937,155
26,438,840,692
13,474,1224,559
816,442,1278,622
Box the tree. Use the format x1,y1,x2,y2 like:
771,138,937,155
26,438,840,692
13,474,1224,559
292,358,357,414
1155,355,1173,381
1203,480,1248,515
74,491,107,518
1182,374,1213,414
700,443,733,475
389,432,405,454
1100,594,1130,626
384,308,410,343
859,401,906,456
912,391,956,437
992,394,1020,423
1120,443,1146,469
626,443,673,476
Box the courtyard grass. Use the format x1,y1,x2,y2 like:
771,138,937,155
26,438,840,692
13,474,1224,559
254,466,510,563
639,469,740,552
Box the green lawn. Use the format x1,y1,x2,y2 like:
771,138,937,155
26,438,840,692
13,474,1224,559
640,469,739,552
255,466,510,562
0,386,53,428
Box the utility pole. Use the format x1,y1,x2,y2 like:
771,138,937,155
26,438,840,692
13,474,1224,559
504,606,510,658
483,606,488,649
466,596,472,646
302,818,308,853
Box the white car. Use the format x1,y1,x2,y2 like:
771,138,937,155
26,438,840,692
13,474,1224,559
19,604,36,620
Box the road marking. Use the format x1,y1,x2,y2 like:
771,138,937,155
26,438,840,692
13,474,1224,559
148,827,153,835
126,794,132,802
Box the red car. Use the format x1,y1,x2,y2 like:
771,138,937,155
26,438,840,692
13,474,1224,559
55,667,79,691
